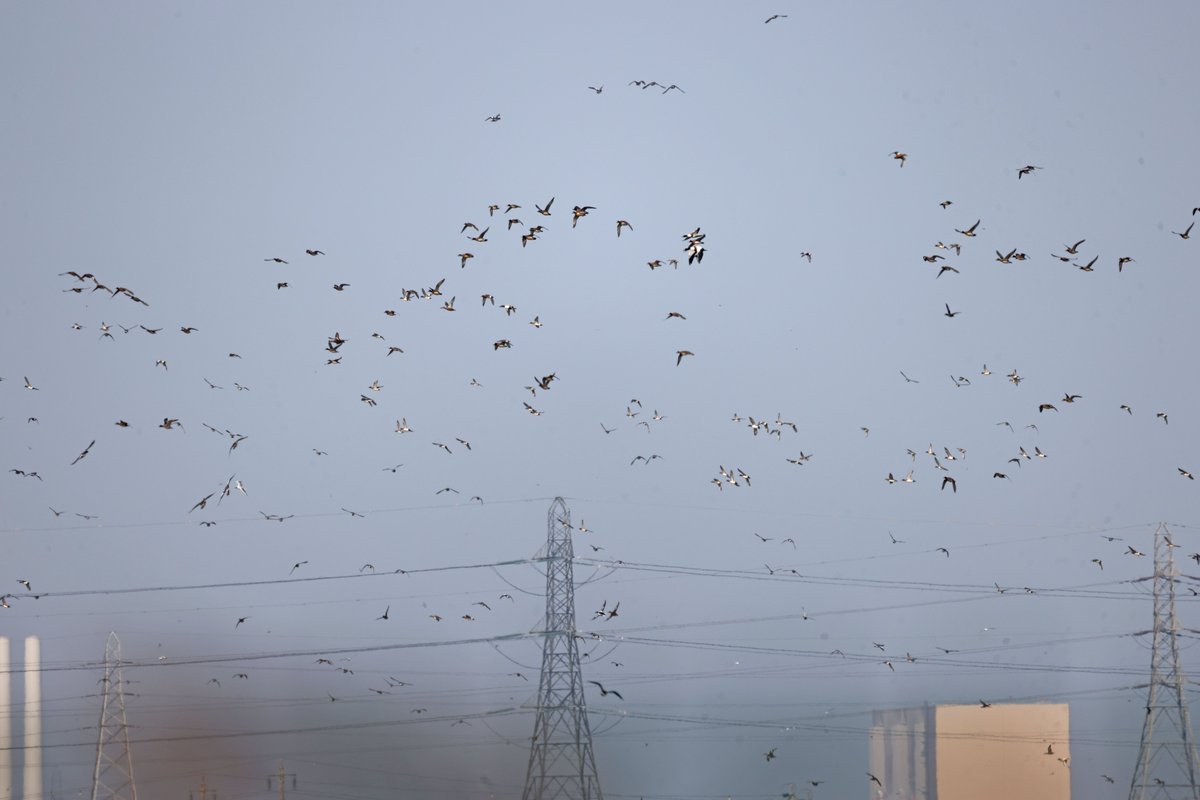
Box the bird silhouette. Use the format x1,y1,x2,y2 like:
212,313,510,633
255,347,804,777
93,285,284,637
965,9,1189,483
587,680,623,700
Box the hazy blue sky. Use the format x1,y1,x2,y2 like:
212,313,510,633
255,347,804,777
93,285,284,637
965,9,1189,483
2,3,1199,800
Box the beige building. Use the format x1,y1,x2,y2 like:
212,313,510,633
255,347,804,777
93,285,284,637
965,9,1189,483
868,703,1070,800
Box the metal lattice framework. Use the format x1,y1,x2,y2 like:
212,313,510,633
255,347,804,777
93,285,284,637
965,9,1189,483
521,498,604,800
91,633,138,800
1130,525,1200,800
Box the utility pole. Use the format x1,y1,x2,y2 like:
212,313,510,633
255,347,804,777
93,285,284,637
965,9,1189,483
1129,524,1200,799
521,498,604,800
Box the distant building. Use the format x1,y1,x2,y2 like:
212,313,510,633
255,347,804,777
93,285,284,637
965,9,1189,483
868,703,1069,800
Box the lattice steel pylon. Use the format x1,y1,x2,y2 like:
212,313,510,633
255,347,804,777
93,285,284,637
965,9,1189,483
521,498,604,800
91,633,138,800
1130,524,1200,800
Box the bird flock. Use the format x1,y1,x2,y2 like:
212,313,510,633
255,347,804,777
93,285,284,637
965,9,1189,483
4,9,1197,800
9,144,1193,793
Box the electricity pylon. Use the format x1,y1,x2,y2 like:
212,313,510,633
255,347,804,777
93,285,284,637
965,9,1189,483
521,498,604,800
1129,524,1200,799
91,633,137,800
266,761,298,800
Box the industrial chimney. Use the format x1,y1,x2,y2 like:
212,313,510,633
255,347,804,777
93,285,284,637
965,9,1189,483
1,637,11,800
23,637,41,800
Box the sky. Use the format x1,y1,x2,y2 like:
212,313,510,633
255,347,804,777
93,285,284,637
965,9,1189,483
1,2,1199,800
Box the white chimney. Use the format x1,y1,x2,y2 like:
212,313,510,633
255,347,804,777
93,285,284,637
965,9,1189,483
23,637,40,800
0,637,11,800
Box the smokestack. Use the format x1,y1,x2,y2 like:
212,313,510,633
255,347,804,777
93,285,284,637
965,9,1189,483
23,637,40,800
1,637,11,800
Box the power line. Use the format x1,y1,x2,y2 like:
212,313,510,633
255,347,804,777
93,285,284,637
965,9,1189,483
0,707,522,752
581,557,1140,599
6,558,538,603
1,632,540,675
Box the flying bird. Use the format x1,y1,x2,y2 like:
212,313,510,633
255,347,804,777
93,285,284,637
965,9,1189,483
571,206,595,228
587,680,623,700
70,439,96,466
189,493,215,513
